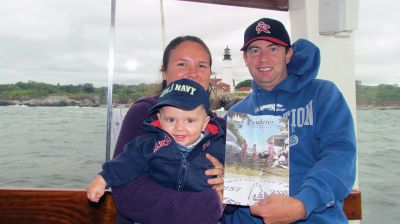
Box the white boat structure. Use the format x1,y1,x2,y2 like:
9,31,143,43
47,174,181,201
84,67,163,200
0,0,361,223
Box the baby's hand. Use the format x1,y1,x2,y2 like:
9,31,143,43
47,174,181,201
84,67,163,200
86,175,107,202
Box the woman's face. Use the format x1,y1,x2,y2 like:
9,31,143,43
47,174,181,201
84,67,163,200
162,41,211,90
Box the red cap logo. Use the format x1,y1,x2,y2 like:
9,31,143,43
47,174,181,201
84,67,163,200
256,21,271,34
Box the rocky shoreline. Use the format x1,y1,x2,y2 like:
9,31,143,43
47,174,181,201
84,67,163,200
357,105,400,110
357,102,400,110
0,92,243,109
0,96,103,107
1,95,399,110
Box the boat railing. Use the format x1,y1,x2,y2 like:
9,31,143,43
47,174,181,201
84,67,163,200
0,188,361,223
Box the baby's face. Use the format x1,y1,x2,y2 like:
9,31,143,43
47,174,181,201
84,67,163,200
158,105,210,146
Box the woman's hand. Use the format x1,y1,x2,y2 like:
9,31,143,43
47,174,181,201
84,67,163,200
205,153,224,201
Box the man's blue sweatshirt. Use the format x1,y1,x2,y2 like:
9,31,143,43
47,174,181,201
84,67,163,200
223,39,356,224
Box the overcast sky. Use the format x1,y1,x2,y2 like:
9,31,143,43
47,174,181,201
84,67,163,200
0,0,398,86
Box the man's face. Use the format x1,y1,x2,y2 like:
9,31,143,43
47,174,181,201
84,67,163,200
157,105,210,146
243,40,293,91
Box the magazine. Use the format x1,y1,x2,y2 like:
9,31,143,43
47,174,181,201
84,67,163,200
223,112,289,206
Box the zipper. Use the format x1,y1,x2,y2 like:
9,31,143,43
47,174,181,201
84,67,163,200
176,131,216,190
177,151,189,190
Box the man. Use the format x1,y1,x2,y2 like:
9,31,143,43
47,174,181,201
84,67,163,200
223,18,356,224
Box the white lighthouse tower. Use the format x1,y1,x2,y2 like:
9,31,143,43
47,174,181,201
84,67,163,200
222,46,235,92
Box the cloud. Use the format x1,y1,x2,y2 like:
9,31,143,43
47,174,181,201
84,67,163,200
354,0,400,85
0,0,398,86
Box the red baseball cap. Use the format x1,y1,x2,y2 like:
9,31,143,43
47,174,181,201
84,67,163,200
241,18,291,51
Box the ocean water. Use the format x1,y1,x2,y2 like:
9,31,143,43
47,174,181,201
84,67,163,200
0,106,399,223
357,109,400,224
0,106,107,188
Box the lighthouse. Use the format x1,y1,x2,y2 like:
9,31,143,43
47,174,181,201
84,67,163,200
222,46,235,92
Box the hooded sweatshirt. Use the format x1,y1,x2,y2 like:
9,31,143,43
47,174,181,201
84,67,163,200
222,39,356,224
101,118,225,192
111,96,226,224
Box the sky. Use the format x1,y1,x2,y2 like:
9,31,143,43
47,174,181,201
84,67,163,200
0,0,399,87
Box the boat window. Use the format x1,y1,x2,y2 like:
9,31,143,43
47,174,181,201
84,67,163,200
0,0,287,189
0,0,111,188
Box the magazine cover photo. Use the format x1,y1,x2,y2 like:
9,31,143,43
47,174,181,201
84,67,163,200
223,112,289,206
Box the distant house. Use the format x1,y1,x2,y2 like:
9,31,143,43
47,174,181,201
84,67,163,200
210,77,231,92
238,86,252,92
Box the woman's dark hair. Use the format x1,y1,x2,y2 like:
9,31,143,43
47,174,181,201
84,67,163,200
153,35,213,95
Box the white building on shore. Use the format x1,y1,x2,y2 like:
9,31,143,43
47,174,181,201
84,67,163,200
211,46,236,92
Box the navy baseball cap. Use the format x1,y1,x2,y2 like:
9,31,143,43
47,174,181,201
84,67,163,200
241,18,291,51
149,79,210,114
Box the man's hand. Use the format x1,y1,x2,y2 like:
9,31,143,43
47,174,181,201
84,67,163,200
250,194,306,224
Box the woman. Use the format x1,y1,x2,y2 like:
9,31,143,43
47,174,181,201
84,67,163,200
112,36,225,224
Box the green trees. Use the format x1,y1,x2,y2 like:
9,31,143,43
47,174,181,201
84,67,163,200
235,79,400,107
1,80,399,107
1,81,58,100
356,81,400,106
0,81,159,105
82,83,95,93
235,79,252,90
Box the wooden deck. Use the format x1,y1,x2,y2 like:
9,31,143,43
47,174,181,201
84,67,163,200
0,188,361,223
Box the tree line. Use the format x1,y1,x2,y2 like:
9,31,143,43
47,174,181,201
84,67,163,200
236,79,400,106
1,80,399,106
356,81,400,107
0,81,160,104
